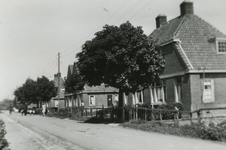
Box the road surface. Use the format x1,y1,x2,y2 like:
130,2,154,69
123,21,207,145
0,111,226,150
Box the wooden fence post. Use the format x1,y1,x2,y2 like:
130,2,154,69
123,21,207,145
159,109,162,121
129,107,132,121
190,112,193,124
81,107,83,117
197,110,201,124
151,109,154,121
132,108,135,120
91,108,93,117
102,105,104,118
174,111,179,127
85,108,87,117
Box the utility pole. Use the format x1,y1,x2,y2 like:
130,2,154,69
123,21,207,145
58,53,60,112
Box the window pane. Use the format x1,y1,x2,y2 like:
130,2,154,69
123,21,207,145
90,96,95,105
218,42,226,52
203,79,213,101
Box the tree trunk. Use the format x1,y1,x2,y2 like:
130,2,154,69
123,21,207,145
118,88,124,122
37,101,39,108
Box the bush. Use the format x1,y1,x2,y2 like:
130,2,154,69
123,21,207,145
121,120,226,142
136,102,184,120
0,119,9,150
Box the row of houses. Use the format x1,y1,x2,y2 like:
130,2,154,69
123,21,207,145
47,1,226,116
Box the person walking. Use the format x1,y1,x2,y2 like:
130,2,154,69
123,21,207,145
24,103,28,116
21,103,28,116
9,102,13,115
42,104,46,116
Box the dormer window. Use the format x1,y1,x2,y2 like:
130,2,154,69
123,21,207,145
218,41,226,53
208,38,226,54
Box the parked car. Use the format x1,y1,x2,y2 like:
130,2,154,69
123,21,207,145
27,108,35,114
13,107,19,113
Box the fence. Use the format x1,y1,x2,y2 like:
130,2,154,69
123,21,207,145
46,106,226,124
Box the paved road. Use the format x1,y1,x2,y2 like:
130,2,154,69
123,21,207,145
1,111,226,150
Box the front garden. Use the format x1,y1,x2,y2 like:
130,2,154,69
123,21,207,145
121,119,226,142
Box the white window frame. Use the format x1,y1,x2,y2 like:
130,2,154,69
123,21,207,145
149,80,166,104
209,38,226,54
174,77,182,102
115,94,118,101
203,79,215,103
218,41,226,53
89,95,95,106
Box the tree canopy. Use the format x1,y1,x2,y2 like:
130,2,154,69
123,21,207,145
76,21,165,94
65,71,85,94
14,76,57,105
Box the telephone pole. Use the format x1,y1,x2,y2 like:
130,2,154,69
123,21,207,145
58,53,60,111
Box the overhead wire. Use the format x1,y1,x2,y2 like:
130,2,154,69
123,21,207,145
47,0,155,77
112,0,144,25
128,0,155,21
60,0,130,58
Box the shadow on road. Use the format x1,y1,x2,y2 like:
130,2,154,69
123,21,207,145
84,117,121,124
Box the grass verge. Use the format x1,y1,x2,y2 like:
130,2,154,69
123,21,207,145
121,119,226,142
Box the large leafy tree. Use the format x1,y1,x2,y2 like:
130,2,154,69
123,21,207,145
76,22,165,119
77,21,164,92
14,76,57,106
65,73,85,95
36,76,57,103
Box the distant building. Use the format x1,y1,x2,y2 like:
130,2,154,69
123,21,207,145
48,73,65,108
64,62,119,108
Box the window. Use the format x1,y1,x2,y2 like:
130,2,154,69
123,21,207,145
208,38,226,54
115,95,118,101
149,80,166,103
174,77,182,102
156,80,166,102
203,79,214,103
89,95,95,106
218,42,226,52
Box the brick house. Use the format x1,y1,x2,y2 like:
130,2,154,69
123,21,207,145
64,62,119,108
140,1,226,116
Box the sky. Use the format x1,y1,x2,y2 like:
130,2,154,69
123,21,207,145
0,0,226,101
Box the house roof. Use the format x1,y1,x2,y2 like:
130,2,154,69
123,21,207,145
150,14,226,70
83,84,118,93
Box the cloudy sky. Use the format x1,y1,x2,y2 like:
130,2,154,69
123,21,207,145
0,0,226,101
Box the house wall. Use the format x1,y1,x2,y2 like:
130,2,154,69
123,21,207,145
59,100,65,108
201,73,226,108
181,74,192,111
83,93,118,108
189,73,226,112
50,99,55,107
143,88,151,104
161,43,186,75
165,78,175,103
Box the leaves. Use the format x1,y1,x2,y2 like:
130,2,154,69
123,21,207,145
14,76,57,104
65,72,85,94
76,21,165,93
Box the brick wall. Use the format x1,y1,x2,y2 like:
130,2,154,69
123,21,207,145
165,78,175,103
143,88,151,104
83,93,118,108
200,73,226,108
190,74,202,111
181,74,191,111
161,43,186,75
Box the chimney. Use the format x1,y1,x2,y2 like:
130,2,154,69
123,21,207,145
155,14,167,28
180,1,194,16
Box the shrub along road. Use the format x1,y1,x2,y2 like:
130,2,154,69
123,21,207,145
0,111,226,150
